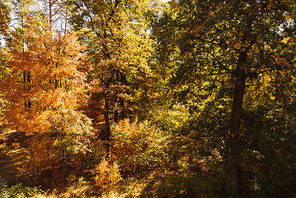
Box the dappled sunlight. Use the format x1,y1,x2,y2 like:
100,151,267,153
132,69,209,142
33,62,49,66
0,0,296,197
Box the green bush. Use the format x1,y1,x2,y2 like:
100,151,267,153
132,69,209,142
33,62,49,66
0,177,44,198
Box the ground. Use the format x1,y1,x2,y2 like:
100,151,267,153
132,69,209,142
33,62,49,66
0,124,30,185
0,124,165,197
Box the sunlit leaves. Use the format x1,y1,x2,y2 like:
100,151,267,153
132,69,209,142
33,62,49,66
0,16,89,134
111,118,168,172
155,0,296,195
0,0,10,35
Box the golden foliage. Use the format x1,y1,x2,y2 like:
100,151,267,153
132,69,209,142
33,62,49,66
92,157,123,192
111,118,167,173
17,133,59,185
0,16,88,135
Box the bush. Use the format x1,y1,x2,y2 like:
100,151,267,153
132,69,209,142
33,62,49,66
17,109,94,188
156,174,216,198
111,118,168,174
17,133,61,187
92,157,122,192
0,177,43,198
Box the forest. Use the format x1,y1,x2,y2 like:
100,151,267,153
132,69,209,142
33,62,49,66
0,0,295,197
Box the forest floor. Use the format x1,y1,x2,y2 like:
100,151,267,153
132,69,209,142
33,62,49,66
0,124,30,185
0,124,165,197
0,125,218,197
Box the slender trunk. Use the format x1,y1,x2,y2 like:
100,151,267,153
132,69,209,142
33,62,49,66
104,96,111,141
114,71,120,123
120,73,126,120
64,11,68,34
114,108,118,123
23,70,31,108
27,71,31,107
104,95,111,153
61,150,67,185
103,77,111,153
120,97,125,120
227,50,247,197
49,0,52,26
114,72,127,122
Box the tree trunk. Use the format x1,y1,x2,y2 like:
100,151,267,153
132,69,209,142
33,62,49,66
24,71,31,108
103,77,112,154
61,150,67,186
227,50,247,197
104,96,111,142
49,0,52,26
120,73,126,120
114,71,120,123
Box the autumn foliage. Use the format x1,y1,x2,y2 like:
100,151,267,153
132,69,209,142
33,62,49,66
1,18,88,135
92,157,122,192
1,16,93,187
0,0,296,197
111,118,168,174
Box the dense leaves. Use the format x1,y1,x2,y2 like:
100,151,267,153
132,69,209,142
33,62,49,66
111,119,168,173
155,0,296,196
1,16,89,134
0,0,296,197
67,0,155,141
0,1,10,35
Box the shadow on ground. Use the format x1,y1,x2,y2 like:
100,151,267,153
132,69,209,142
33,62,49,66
0,125,30,185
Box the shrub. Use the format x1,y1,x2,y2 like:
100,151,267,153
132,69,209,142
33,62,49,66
17,109,94,188
92,157,122,192
17,133,60,187
111,118,168,174
156,174,216,198
0,177,44,198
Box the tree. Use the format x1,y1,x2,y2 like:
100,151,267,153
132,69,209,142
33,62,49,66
67,0,154,143
0,0,10,36
156,0,296,196
0,0,11,116
0,0,10,66
39,0,71,33
1,14,93,184
1,15,90,135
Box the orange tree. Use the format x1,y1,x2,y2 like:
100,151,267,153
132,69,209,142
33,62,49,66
1,15,92,185
0,0,10,114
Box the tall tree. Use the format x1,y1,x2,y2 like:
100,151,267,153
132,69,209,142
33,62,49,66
39,0,71,33
0,0,11,115
67,0,154,142
1,10,93,184
1,15,90,135
156,0,296,196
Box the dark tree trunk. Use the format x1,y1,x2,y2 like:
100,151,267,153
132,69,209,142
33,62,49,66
120,73,126,120
24,71,31,108
227,50,247,197
114,72,127,123
61,150,67,186
114,108,118,124
104,94,111,154
104,96,111,142
114,71,120,124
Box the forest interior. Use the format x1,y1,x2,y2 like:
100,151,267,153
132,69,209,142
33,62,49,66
0,0,296,197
